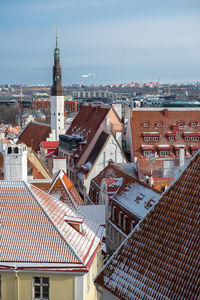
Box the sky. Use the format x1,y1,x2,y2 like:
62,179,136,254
0,0,200,85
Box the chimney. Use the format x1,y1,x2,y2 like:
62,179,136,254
106,117,111,134
163,109,168,117
179,147,185,171
146,175,153,186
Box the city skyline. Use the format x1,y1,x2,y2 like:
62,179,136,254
1,0,200,84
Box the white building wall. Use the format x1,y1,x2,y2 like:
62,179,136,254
84,135,126,194
51,95,65,141
52,158,66,178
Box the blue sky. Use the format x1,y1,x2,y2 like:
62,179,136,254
0,0,200,85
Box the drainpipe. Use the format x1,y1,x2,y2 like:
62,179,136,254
15,271,19,300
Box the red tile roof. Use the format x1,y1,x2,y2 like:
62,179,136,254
65,104,110,163
1,181,102,271
49,170,84,209
95,152,200,299
18,121,51,152
131,108,200,178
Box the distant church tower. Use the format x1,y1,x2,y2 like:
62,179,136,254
50,31,65,141
4,143,27,181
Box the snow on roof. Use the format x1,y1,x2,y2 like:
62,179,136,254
79,205,105,225
113,182,161,218
95,151,200,299
1,181,102,271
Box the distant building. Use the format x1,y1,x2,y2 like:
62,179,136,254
126,107,200,190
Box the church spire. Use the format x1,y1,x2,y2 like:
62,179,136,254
51,29,64,96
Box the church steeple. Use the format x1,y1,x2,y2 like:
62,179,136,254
51,30,64,96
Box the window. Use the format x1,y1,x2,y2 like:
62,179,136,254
58,112,60,116
160,150,169,156
33,277,49,300
112,206,116,221
14,147,18,154
130,220,135,232
156,122,163,128
144,150,153,156
143,122,149,128
191,136,199,141
178,122,184,128
190,122,197,127
153,136,159,141
7,147,12,154
123,215,127,231
118,211,122,226
144,136,152,141
185,136,190,141
168,136,175,141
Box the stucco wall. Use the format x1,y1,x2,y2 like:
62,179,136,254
84,135,126,194
0,272,74,300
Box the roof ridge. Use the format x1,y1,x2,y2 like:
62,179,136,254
27,182,83,263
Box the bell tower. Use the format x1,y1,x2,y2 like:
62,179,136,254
50,30,65,141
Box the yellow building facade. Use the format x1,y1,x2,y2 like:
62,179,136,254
0,247,103,300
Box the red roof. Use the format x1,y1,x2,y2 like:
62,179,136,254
95,152,200,299
65,104,110,163
41,141,59,149
18,121,51,152
131,108,200,178
1,181,102,271
49,170,84,209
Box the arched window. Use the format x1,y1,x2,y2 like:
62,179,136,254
14,147,19,154
7,147,12,154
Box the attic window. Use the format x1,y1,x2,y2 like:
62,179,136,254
64,216,85,234
190,122,197,127
155,122,163,128
142,122,150,128
177,121,185,128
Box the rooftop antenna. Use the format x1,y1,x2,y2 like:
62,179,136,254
56,28,58,48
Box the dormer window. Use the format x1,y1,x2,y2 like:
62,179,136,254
142,122,150,128
190,122,197,128
155,122,163,128
177,121,185,128
64,216,85,234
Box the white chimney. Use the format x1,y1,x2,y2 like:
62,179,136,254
106,117,111,134
179,147,185,171
3,142,27,181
